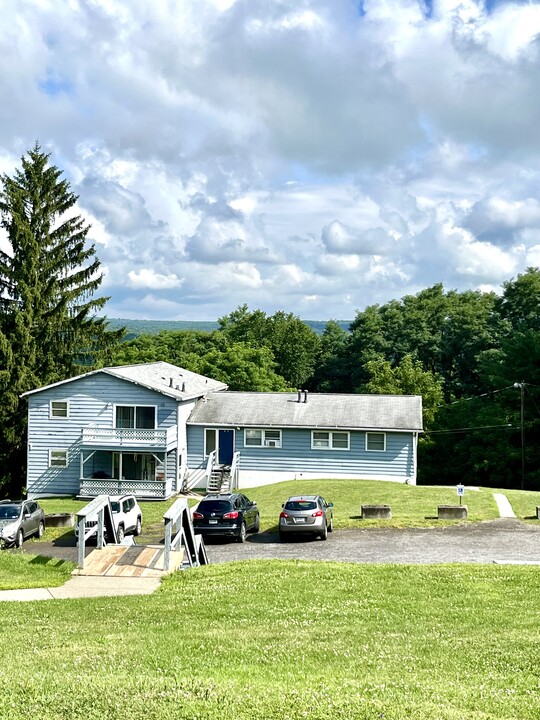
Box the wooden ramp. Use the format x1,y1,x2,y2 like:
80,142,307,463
72,544,184,577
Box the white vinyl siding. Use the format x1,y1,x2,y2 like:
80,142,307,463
311,430,350,450
245,428,282,448
50,400,68,418
366,432,386,451
49,449,68,467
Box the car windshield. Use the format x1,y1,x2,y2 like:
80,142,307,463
0,505,21,520
285,501,317,511
110,502,120,513
200,500,232,513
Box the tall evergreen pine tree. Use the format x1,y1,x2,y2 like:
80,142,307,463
0,144,123,494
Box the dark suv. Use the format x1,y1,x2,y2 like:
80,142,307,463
192,493,260,542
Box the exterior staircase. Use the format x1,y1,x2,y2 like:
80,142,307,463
207,465,232,493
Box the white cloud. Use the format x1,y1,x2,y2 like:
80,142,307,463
0,0,539,320
127,269,183,290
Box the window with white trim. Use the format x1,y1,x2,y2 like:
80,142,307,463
115,405,156,429
49,449,68,467
50,400,68,418
311,431,350,450
205,428,217,456
244,428,282,448
366,432,386,451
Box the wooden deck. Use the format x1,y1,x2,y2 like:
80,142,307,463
72,544,184,577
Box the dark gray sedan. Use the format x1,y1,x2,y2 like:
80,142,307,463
279,495,334,541
0,500,45,548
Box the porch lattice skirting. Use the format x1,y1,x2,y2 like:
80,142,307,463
79,479,167,498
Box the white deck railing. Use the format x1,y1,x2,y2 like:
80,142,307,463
81,426,177,449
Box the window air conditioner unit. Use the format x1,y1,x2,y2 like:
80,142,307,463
266,440,278,447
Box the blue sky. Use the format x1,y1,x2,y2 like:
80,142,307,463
1,0,540,321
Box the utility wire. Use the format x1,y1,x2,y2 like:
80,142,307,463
436,384,516,408
424,423,513,435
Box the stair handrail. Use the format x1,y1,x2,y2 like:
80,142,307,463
205,449,217,492
163,497,208,570
230,451,240,491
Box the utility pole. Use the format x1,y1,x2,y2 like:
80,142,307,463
513,382,526,490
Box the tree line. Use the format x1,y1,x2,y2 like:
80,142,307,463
1,146,538,494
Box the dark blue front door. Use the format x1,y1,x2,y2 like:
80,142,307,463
218,429,234,465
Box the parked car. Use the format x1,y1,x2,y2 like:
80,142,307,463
279,495,334,541
75,494,143,543
0,499,45,548
192,492,260,542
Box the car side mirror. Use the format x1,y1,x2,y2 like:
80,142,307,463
251,500,257,506
24,512,31,518
281,503,285,508
327,502,334,508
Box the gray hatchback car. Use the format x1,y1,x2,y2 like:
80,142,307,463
0,499,46,548
279,495,334,541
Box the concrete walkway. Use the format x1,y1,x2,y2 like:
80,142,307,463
493,493,516,518
0,575,160,602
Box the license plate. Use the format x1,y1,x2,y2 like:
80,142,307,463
209,519,218,524
295,517,306,523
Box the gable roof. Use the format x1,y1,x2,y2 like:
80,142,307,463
188,391,423,432
22,361,228,401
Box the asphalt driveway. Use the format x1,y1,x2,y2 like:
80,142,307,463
23,518,540,566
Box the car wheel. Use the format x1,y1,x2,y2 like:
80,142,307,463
328,517,334,533
116,524,125,543
320,523,328,541
134,517,142,536
37,520,45,539
237,522,247,543
252,514,260,533
15,528,24,548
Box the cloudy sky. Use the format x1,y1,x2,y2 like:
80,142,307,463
2,0,540,321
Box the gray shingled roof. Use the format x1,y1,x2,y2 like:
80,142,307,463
104,362,227,400
188,391,423,431
22,361,228,400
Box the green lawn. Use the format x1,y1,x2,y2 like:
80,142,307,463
249,478,502,531
0,551,75,590
35,480,540,542
0,561,538,719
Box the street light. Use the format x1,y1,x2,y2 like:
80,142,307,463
513,382,525,490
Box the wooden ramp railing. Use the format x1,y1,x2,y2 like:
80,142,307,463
75,496,208,575
163,497,208,570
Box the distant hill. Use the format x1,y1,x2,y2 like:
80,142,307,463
106,318,352,339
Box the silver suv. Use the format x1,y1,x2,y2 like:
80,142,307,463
0,500,45,548
279,495,333,541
